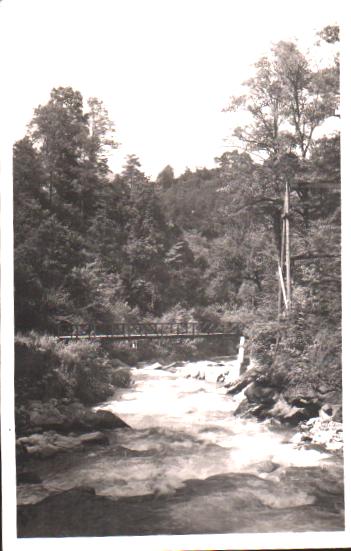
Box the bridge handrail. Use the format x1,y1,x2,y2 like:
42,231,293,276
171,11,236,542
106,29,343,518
57,321,238,338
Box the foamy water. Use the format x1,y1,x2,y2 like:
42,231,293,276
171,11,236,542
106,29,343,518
90,364,332,497
17,358,344,533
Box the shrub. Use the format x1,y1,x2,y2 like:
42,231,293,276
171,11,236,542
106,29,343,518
60,340,114,404
246,307,342,407
157,304,196,324
15,333,64,401
110,367,133,388
15,332,133,407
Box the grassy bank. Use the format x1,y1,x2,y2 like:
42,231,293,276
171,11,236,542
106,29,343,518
248,313,342,410
14,330,237,419
15,333,132,432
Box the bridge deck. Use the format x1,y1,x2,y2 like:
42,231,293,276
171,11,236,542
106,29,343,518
56,321,239,342
57,332,237,341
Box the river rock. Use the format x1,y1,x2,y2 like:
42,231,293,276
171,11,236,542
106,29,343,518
28,402,67,431
17,433,60,458
145,362,163,370
228,369,329,425
267,397,306,424
245,382,276,405
204,364,227,383
21,400,130,435
292,416,343,452
17,471,42,484
226,370,256,395
286,385,316,403
163,361,186,372
282,385,322,418
223,360,241,384
317,383,330,395
313,382,339,404
61,404,130,432
319,403,342,422
234,397,266,418
79,432,110,445
17,430,110,458
252,460,280,474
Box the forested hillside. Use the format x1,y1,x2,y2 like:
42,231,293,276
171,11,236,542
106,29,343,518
14,26,341,407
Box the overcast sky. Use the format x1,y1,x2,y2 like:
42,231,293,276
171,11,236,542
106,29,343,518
0,0,340,178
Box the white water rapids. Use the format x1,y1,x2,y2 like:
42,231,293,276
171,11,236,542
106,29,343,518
17,357,344,534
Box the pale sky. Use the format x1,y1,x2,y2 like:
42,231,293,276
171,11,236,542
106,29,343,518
0,0,341,179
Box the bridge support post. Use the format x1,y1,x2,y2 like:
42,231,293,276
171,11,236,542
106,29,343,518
238,336,245,368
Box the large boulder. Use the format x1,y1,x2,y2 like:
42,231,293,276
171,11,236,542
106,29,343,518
234,397,266,419
19,400,130,435
226,370,256,395
282,385,323,420
268,397,305,423
27,400,67,431
227,358,341,426
245,382,276,405
77,408,130,431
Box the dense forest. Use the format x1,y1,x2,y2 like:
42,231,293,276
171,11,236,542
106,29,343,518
14,26,341,415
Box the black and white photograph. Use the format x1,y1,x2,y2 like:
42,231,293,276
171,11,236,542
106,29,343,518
1,0,350,549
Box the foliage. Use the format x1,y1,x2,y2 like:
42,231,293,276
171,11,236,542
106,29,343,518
15,333,63,401
156,165,175,189
216,29,341,403
14,26,341,410
15,333,133,407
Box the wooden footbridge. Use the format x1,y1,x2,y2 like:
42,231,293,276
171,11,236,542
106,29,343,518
56,321,239,342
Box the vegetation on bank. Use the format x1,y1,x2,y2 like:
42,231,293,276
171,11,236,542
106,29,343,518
15,334,132,431
14,26,341,417
14,327,237,428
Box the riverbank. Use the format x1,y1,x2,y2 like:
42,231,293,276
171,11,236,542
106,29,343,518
17,358,344,537
170,357,343,455
15,336,236,491
16,352,343,484
15,333,136,487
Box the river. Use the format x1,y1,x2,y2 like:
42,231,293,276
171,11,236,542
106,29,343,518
17,357,344,536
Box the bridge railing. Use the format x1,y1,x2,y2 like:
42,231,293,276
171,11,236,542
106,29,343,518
57,321,238,338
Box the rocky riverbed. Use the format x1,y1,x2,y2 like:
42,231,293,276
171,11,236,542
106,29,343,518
181,357,343,454
16,399,130,462
17,356,344,537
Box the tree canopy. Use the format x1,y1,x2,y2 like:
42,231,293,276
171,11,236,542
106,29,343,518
13,27,340,393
